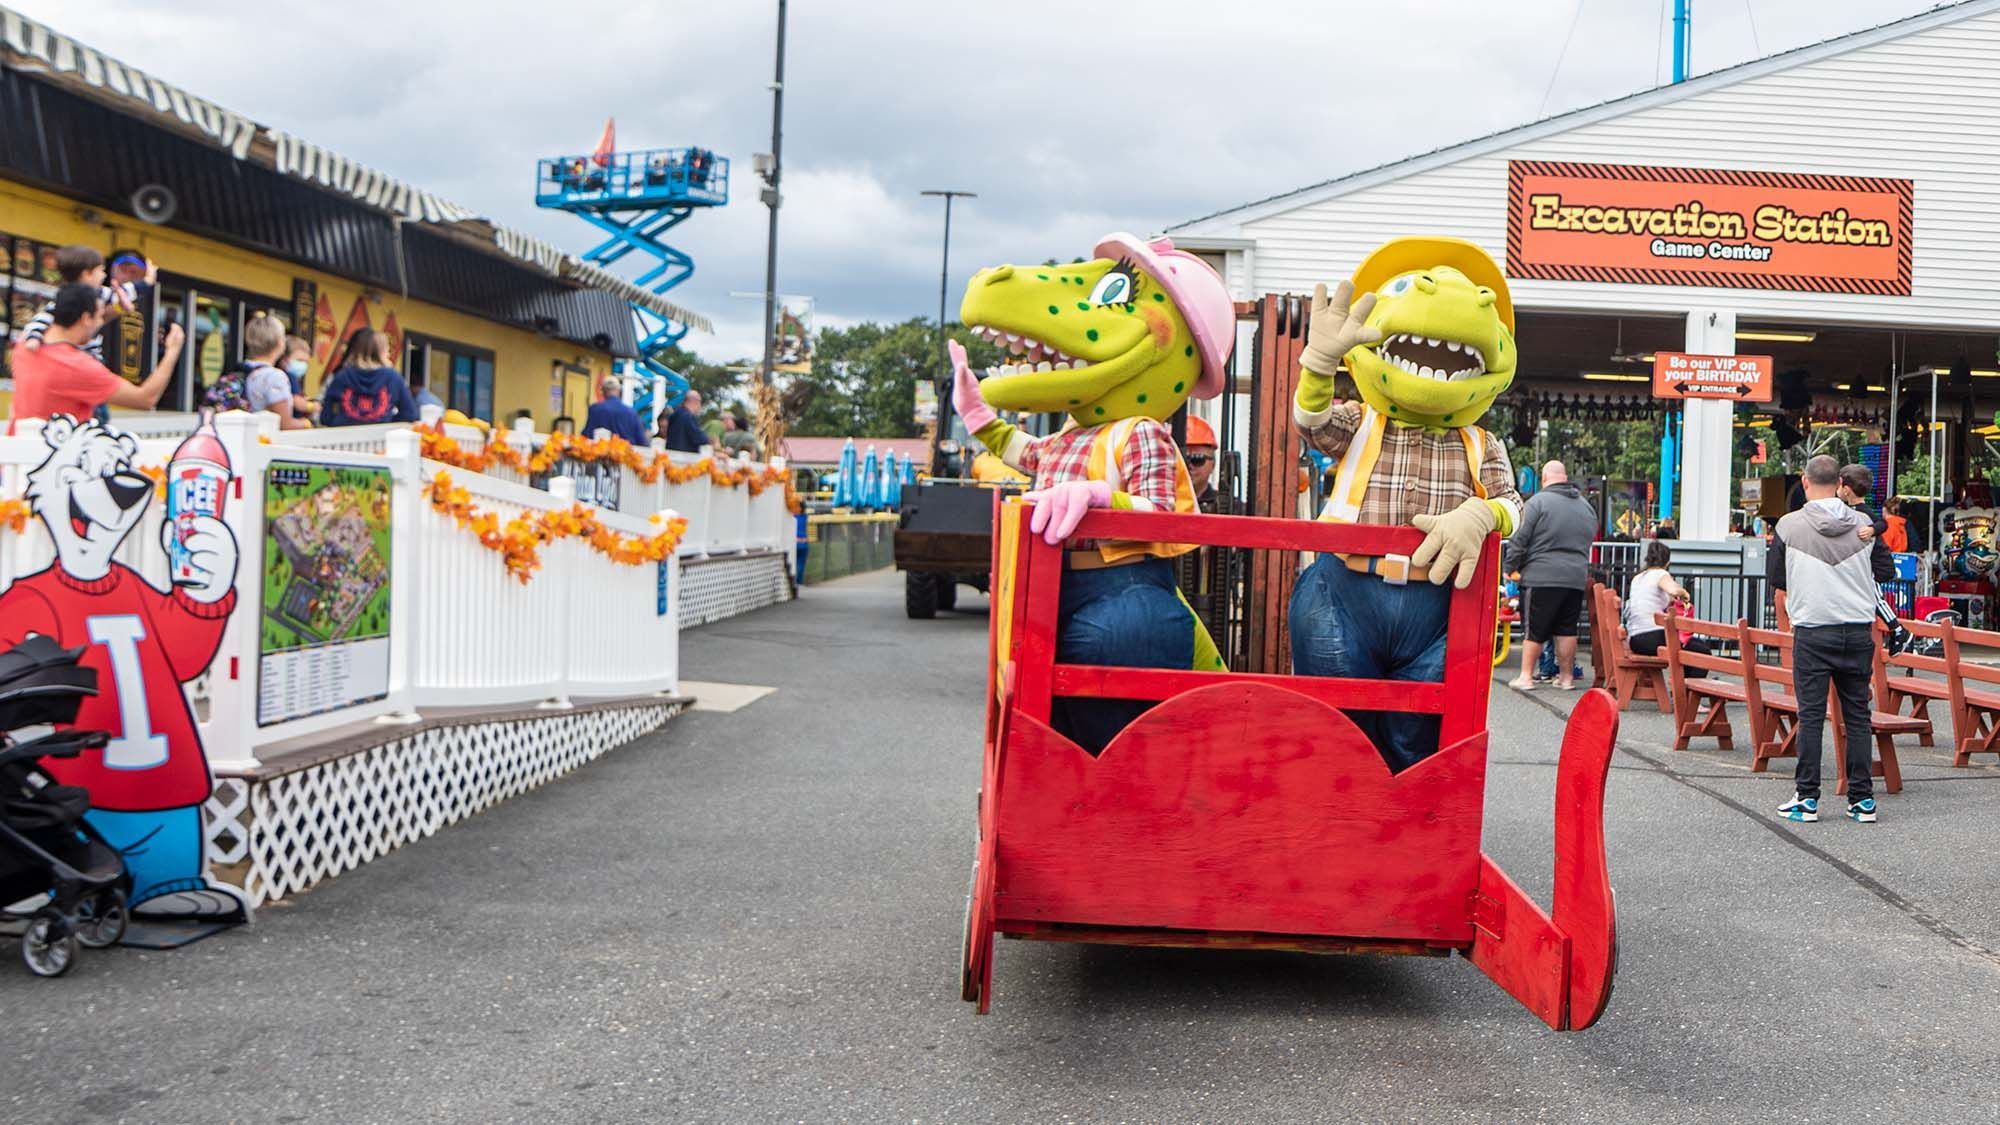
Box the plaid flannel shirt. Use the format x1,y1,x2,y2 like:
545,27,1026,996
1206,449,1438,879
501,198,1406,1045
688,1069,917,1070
1014,419,1182,509
1009,418,1186,550
1300,401,1522,527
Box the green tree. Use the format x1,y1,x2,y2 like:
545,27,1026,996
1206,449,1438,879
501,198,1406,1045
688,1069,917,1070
786,318,1004,438
655,344,742,407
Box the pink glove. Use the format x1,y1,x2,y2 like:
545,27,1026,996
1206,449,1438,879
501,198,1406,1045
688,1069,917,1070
949,340,996,433
1023,479,1112,545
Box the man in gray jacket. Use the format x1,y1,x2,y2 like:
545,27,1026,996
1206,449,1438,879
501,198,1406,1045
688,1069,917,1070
1505,461,1597,690
1768,455,1881,824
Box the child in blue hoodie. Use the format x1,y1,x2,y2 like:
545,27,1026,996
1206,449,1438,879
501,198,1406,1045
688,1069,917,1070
320,327,419,426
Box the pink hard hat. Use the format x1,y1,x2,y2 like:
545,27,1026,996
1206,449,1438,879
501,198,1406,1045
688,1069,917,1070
1092,232,1233,400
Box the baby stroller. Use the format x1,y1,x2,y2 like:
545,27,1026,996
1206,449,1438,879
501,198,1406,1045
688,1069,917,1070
0,635,129,977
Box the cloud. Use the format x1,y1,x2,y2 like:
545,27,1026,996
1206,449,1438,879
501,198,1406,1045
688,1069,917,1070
17,0,1938,365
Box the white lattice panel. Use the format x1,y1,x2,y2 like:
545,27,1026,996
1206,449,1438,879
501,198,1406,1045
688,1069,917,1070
680,551,792,628
204,701,680,907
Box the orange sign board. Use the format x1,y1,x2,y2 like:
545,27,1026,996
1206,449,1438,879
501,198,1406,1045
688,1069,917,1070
1652,352,1774,403
1507,161,1912,296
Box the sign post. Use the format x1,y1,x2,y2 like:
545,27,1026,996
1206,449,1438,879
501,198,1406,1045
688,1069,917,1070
1651,351,1775,403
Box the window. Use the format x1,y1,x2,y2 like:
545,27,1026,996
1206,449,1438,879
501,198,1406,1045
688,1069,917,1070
153,273,288,411
406,333,495,423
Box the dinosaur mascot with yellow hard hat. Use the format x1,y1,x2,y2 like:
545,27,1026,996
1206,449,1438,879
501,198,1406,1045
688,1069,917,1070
950,232,1234,753
1288,237,1524,770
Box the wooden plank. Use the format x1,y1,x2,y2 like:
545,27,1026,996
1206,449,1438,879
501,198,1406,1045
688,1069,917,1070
1071,508,1426,556
1552,689,1619,1031
1000,922,1457,958
994,682,1487,943
1468,854,1569,1031
1049,665,1449,711
1441,542,1500,747
1014,510,1062,725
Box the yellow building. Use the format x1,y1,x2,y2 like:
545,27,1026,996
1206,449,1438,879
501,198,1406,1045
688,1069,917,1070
0,7,709,425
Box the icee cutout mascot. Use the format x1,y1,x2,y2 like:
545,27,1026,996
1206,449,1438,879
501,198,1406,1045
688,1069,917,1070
951,233,1233,753
0,416,247,920
1288,238,1524,770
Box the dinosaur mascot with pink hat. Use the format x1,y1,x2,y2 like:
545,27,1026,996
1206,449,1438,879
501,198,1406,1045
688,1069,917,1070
1288,237,1524,770
950,233,1233,752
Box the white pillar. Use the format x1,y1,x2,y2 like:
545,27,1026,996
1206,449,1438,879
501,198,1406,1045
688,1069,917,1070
1680,308,1737,541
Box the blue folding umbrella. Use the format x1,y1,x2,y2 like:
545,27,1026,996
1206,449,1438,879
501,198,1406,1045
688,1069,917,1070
834,438,858,507
859,445,880,512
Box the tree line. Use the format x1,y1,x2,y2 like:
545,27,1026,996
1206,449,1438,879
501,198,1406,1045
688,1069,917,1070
661,318,1004,439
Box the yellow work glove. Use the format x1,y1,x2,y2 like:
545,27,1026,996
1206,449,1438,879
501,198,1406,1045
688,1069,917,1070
1296,281,1384,412
1410,497,1496,590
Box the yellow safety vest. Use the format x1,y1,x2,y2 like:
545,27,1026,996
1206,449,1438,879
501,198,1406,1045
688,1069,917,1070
1082,417,1199,564
1318,405,1486,523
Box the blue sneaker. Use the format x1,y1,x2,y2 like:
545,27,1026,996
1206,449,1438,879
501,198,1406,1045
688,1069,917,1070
1847,798,1878,824
1778,794,1819,823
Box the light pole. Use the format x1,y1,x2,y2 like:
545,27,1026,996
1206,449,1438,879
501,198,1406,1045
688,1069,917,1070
741,0,787,456
920,190,976,394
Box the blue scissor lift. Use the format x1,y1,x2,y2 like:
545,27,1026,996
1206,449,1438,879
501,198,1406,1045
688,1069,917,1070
535,146,729,405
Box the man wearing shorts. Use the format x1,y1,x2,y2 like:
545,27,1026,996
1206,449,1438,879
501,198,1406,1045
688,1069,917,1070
1505,461,1597,690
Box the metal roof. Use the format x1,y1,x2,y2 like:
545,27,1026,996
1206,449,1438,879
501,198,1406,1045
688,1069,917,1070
1170,0,2000,234
0,4,710,335
0,67,638,356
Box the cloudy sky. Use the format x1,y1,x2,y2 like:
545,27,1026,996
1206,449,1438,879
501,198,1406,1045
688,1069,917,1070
22,0,1940,361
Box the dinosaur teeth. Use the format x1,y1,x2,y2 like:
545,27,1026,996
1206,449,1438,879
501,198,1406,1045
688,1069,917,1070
1036,361,1052,373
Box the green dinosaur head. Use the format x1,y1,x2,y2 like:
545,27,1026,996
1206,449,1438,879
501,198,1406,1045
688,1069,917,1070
1342,238,1518,431
959,236,1228,427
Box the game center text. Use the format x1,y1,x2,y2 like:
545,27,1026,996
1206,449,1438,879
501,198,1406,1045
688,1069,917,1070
1526,195,1893,261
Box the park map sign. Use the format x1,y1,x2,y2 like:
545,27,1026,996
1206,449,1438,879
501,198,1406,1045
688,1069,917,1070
1506,161,1913,296
258,462,393,726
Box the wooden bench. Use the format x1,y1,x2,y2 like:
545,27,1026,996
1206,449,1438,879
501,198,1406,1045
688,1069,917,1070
1740,624,1810,773
1592,584,1670,715
1586,579,1608,690
1880,617,1947,748
1656,612,1745,752
1939,621,2000,767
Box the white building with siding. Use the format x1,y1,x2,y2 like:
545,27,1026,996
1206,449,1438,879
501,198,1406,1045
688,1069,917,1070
1168,0,2000,537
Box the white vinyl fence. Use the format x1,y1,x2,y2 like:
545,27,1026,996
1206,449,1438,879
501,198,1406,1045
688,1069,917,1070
0,408,793,772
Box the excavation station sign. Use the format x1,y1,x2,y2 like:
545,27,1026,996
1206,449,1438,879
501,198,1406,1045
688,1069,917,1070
1506,161,1912,296
1651,352,1775,403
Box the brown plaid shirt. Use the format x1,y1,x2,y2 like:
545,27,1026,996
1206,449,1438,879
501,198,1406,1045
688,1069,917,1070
1300,401,1523,527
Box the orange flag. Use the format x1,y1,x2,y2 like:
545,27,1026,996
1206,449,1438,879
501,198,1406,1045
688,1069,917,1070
592,117,616,167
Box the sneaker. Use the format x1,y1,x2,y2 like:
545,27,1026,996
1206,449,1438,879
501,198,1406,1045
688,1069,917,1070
1778,794,1819,823
1847,798,1878,824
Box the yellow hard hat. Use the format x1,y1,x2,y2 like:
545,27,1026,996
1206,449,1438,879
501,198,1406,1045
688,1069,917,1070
1349,237,1514,333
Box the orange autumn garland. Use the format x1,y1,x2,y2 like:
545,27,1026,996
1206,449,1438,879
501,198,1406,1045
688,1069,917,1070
416,425,802,513
425,470,690,584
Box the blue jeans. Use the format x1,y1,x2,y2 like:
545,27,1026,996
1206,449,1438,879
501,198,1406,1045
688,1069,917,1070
1288,554,1450,770
1053,557,1194,754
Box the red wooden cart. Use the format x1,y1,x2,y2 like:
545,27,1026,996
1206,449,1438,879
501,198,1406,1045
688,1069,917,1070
963,498,1620,1031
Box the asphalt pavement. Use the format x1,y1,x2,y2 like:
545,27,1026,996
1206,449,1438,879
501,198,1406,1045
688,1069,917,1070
4,567,1999,1123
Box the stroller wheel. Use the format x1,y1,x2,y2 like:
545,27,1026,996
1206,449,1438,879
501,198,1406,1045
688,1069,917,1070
76,888,128,950
22,911,76,978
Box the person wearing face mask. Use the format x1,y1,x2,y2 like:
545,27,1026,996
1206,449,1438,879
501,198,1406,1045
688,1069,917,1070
242,316,313,429
277,335,321,424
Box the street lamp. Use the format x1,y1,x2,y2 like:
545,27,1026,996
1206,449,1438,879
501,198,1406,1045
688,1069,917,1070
920,190,976,393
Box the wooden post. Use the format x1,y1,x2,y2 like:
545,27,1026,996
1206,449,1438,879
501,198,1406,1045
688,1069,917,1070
1243,294,1309,674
